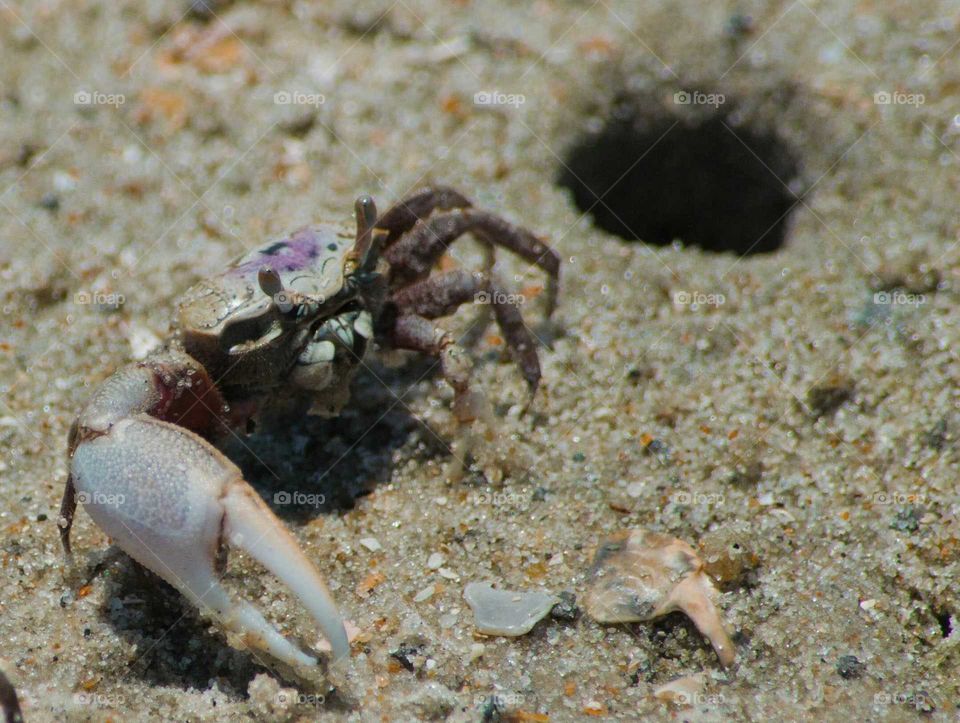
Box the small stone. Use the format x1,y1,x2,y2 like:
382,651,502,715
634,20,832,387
836,654,865,679
572,452,586,462
439,568,459,580
390,644,422,672
359,537,382,552
427,552,445,569
550,591,580,622
463,582,559,636
414,584,436,602
891,506,921,532
39,193,59,211
439,612,457,629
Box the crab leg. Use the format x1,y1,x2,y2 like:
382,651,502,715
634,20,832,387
390,269,542,393
383,208,560,316
376,185,473,245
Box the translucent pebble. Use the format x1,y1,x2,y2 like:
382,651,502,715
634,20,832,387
463,582,558,636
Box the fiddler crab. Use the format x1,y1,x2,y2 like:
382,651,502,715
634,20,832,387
58,187,559,671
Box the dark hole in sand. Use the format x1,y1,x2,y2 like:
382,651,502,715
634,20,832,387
557,107,801,254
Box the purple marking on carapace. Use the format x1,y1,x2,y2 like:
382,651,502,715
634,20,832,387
227,228,324,277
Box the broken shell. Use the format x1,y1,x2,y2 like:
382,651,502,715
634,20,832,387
584,528,736,667
463,582,558,636
652,672,706,705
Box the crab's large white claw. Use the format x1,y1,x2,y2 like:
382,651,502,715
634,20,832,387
69,415,349,667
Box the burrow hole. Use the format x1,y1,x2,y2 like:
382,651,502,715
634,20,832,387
557,98,802,254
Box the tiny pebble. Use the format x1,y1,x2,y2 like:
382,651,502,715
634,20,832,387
836,654,865,679
414,584,436,602
439,613,458,629
550,591,580,622
427,552,445,569
359,537,382,552
463,582,558,636
439,568,459,580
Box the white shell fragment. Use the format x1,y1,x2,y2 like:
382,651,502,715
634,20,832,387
585,528,737,667
653,673,706,705
463,582,559,636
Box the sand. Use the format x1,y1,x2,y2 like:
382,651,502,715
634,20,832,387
1,0,958,720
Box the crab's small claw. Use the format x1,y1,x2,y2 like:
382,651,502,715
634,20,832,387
69,415,349,666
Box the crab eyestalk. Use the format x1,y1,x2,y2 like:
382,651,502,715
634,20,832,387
351,195,386,273
258,265,327,318
258,265,284,298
